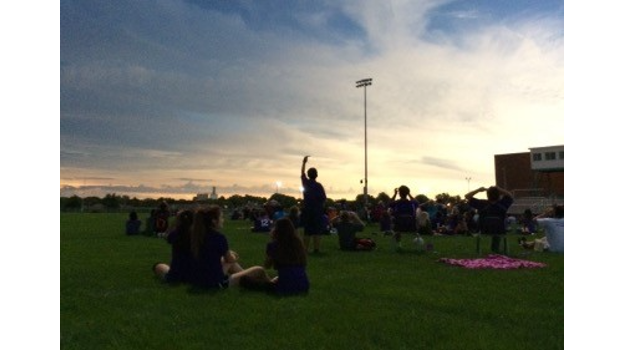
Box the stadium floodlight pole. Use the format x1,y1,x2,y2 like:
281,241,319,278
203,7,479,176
356,78,372,215
465,177,472,192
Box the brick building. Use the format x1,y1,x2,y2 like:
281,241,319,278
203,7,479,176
494,145,563,214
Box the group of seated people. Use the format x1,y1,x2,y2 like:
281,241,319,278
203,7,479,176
244,201,377,252
517,205,564,252
139,186,562,294
152,205,309,295
125,201,172,237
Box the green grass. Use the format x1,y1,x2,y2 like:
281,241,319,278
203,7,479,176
61,213,563,350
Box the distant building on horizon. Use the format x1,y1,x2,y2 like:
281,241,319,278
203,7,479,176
193,193,209,202
194,186,219,202
494,145,563,215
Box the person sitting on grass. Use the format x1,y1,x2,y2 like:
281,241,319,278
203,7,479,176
125,210,142,235
154,206,270,289
332,211,376,251
153,209,195,284
416,211,433,236
379,210,394,236
520,208,537,235
262,218,310,295
519,205,564,252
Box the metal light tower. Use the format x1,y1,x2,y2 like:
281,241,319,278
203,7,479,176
465,177,472,192
356,78,372,212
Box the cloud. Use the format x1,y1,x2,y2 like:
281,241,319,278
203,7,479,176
60,0,563,199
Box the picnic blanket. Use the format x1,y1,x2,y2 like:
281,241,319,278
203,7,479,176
438,254,547,269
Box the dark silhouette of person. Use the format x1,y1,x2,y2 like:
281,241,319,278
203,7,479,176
300,156,327,254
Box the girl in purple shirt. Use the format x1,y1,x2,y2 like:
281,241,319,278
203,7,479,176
264,218,309,295
154,206,270,289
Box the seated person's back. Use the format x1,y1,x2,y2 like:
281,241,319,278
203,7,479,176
536,205,564,252
333,211,375,251
125,211,142,235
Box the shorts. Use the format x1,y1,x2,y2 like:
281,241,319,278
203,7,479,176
302,210,325,236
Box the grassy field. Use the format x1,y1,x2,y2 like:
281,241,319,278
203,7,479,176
61,213,563,350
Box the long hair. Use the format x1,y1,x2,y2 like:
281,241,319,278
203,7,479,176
272,218,307,266
190,206,222,259
171,209,193,251
288,205,300,225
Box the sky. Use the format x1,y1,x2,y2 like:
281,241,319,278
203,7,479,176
59,0,564,201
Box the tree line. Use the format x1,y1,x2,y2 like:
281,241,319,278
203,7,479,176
60,192,464,213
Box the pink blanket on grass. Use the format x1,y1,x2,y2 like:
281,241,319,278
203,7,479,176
438,254,547,269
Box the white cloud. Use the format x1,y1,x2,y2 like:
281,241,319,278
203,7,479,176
60,0,563,200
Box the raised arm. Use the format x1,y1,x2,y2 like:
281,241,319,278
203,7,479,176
391,187,399,201
301,155,309,177
495,186,513,198
465,186,486,200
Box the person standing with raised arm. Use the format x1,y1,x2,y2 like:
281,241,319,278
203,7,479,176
300,156,327,254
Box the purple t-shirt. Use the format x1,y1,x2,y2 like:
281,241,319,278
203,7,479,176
266,241,309,295
301,175,326,211
165,228,194,283
189,230,229,288
390,199,419,232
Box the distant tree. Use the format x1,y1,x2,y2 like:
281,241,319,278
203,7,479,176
216,196,228,208
269,193,298,209
355,193,375,207
102,193,121,209
228,194,246,208
141,198,158,209
244,195,266,206
120,195,130,207
82,196,101,208
61,195,82,211
127,196,143,208
157,197,177,206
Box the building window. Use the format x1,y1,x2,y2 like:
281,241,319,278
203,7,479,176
559,151,564,159
532,153,542,161
545,152,556,160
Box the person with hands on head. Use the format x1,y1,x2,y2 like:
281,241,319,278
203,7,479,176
519,205,564,252
388,185,419,250
465,185,514,253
